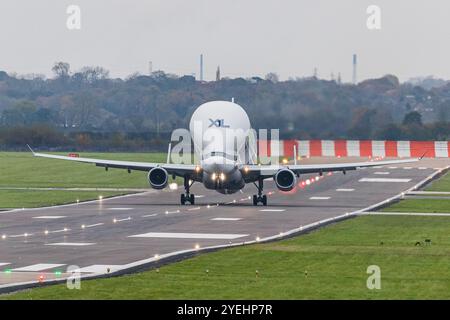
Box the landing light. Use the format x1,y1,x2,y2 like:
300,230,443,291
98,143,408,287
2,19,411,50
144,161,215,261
211,173,217,180
195,244,200,250
219,173,226,181
99,195,103,200
44,230,49,235
195,165,201,173
1,234,6,240
244,166,249,173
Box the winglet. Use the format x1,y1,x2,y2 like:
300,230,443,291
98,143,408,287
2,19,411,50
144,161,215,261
26,144,35,155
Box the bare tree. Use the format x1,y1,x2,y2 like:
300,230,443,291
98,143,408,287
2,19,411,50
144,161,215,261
52,62,70,79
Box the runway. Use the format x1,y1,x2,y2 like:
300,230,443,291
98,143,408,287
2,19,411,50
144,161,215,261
0,158,448,289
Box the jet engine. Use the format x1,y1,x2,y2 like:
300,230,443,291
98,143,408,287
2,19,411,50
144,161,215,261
148,167,169,189
274,169,296,192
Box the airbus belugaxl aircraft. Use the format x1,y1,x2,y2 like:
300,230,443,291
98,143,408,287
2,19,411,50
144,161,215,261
29,100,419,206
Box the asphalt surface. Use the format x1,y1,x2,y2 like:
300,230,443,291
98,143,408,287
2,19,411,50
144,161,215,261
0,158,448,287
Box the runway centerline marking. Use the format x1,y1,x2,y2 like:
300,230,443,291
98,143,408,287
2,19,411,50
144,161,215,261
114,217,132,223
336,188,355,192
211,218,242,221
142,214,158,217
0,263,11,267
12,263,66,272
259,209,286,212
374,172,390,175
33,215,66,219
46,242,96,246
128,232,248,240
359,178,411,183
403,167,413,170
388,167,398,169
187,207,201,211
85,223,104,228
48,228,71,234
309,197,331,200
108,208,133,211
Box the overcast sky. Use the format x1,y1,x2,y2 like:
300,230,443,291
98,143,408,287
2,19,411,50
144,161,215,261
0,0,448,82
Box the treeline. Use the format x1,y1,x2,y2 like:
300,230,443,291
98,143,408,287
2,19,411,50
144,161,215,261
0,63,449,150
0,126,170,151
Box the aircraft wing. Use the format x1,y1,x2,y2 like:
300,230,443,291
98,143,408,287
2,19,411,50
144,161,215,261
244,158,420,180
28,146,197,178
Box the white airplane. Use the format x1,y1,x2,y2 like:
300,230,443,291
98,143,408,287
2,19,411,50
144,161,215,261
29,100,420,206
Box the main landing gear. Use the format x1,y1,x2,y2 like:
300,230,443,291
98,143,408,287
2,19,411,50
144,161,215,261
180,176,195,205
252,178,267,206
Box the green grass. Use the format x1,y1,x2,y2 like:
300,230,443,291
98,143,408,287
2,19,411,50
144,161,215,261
0,190,125,209
0,152,166,208
426,172,450,192
0,152,166,188
4,215,450,300
382,199,450,213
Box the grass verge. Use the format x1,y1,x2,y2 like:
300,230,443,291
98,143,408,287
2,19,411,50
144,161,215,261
3,215,450,300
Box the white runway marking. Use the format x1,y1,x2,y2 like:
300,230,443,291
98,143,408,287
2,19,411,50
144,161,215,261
359,178,411,183
142,214,158,217
374,172,390,175
85,223,104,228
46,242,95,246
403,167,413,170
0,263,11,267
259,209,286,212
187,207,201,211
114,217,132,223
129,232,248,240
8,233,34,238
48,228,71,234
418,167,428,170
309,197,331,200
12,263,65,272
194,195,204,198
336,188,354,192
211,218,242,221
33,215,66,219
108,208,133,211
75,265,123,273
388,167,398,169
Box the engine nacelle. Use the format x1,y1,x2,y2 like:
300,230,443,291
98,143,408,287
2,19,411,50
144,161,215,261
148,167,169,190
274,169,296,192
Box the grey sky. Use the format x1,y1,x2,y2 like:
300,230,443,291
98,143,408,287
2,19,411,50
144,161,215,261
0,0,448,82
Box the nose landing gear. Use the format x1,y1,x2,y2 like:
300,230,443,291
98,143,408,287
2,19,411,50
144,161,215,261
181,176,195,205
252,178,267,206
